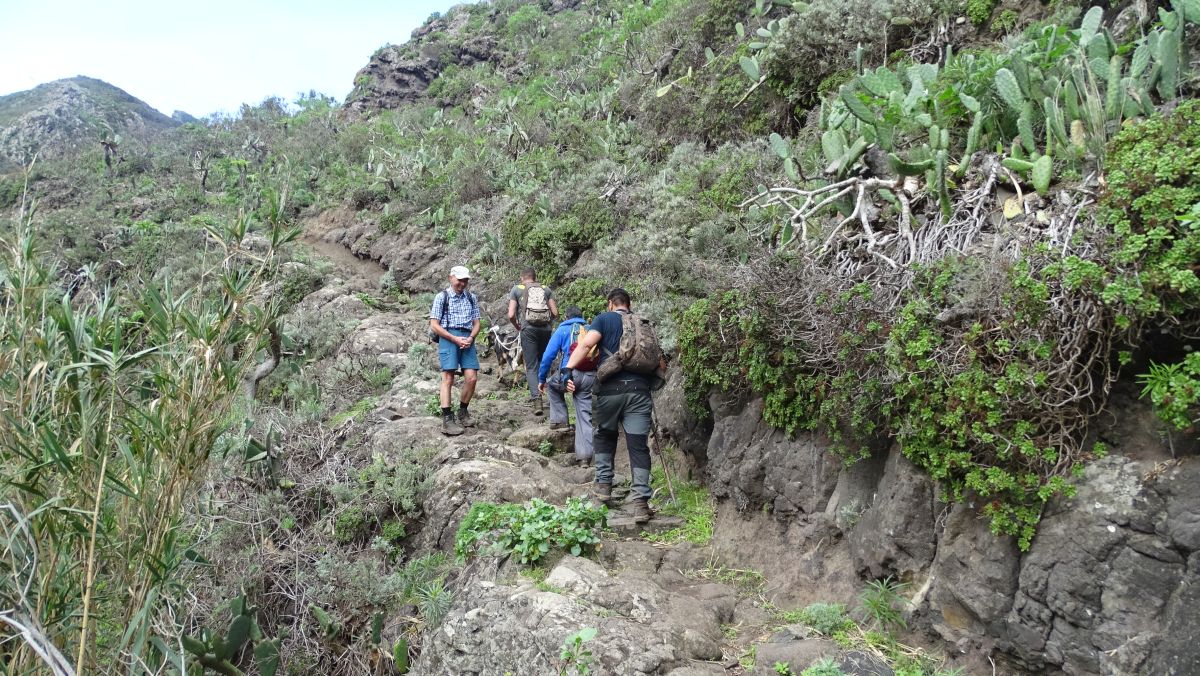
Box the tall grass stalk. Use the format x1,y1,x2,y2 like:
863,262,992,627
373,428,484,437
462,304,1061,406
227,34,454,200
0,182,296,673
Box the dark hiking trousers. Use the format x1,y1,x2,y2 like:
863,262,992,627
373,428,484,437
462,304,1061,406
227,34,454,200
521,325,552,399
592,383,653,500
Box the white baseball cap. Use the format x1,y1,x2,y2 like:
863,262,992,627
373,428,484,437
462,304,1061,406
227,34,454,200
449,265,471,280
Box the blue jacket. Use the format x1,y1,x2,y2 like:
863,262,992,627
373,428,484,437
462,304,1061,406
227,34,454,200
538,317,588,384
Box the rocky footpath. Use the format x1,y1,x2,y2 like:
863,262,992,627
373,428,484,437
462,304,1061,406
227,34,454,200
293,210,1198,675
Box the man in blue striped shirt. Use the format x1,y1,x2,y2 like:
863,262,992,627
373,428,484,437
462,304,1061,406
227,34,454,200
429,265,481,436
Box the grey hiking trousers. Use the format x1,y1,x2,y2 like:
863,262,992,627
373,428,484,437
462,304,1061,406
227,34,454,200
549,371,596,460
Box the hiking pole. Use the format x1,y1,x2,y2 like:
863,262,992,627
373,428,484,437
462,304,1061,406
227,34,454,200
649,412,678,507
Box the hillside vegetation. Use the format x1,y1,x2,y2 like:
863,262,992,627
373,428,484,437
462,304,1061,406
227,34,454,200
2,0,1199,674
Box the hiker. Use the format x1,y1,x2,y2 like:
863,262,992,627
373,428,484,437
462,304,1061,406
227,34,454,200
507,268,558,414
537,306,599,465
429,265,481,436
564,288,664,524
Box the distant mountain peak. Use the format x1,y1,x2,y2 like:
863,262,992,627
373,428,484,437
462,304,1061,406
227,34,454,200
0,76,178,169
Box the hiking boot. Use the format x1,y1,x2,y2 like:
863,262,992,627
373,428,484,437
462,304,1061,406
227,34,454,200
442,416,464,436
628,497,652,524
458,409,475,428
590,483,613,507
533,397,545,416
549,421,571,431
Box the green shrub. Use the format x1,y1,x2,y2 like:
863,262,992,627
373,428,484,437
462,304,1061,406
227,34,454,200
801,658,846,676
796,603,856,635
966,0,995,26
333,505,366,543
454,497,607,564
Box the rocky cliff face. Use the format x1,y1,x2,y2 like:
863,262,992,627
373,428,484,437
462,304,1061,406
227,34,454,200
0,76,178,169
655,377,1200,676
343,7,500,116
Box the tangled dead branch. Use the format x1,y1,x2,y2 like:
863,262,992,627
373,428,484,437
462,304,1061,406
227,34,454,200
706,153,1122,533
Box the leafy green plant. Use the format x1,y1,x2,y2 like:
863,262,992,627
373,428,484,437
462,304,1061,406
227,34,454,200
455,498,607,565
181,595,280,676
801,658,846,676
0,205,293,672
967,0,996,27
1139,353,1200,432
859,577,911,634
774,661,796,676
641,466,714,545
537,439,557,457
559,627,597,675
795,603,856,635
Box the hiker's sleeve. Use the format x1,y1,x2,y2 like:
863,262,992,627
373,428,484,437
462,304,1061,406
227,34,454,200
538,327,564,383
428,293,443,321
470,294,481,321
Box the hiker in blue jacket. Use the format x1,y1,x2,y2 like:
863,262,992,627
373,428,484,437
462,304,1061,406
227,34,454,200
537,306,597,465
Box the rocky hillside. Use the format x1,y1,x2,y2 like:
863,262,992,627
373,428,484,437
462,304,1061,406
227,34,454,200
0,75,178,169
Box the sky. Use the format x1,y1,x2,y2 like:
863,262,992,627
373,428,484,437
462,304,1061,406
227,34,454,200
0,0,456,118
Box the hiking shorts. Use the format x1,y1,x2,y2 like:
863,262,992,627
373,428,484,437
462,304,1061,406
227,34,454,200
438,328,480,372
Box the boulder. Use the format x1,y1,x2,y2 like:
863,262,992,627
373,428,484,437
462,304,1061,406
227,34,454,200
506,424,575,455
751,638,840,675
340,313,417,358
705,398,839,516
848,447,940,581
1001,456,1200,675
413,555,733,675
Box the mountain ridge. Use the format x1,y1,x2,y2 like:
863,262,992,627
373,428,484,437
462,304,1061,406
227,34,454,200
0,75,180,169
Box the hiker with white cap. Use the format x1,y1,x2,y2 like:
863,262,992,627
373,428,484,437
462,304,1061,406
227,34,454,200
429,265,481,436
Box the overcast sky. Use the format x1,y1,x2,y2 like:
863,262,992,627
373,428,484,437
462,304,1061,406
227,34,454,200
0,0,455,117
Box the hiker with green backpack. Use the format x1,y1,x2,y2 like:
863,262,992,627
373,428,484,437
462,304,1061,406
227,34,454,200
563,288,666,524
537,306,600,465
507,268,558,415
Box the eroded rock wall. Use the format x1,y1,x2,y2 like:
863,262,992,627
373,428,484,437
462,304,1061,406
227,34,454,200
656,374,1200,675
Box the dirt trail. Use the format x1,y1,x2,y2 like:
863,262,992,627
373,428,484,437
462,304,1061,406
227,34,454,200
300,208,386,291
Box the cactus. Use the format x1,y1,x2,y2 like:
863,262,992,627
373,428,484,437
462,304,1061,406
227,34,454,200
960,111,984,175
822,129,847,166
180,594,278,676
1044,97,1069,148
995,68,1025,112
935,149,952,220
1157,27,1179,98
1131,42,1152,78
1105,54,1125,120
888,153,935,176
1002,157,1035,172
1010,56,1032,98
769,132,791,159
1070,119,1087,150
1017,105,1037,155
394,639,411,675
829,136,869,176
1078,6,1102,47
255,640,280,676
840,86,876,125
1032,154,1053,194
1063,79,1082,121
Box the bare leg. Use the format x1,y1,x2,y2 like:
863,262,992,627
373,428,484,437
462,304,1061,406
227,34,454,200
440,371,455,408
460,369,478,405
